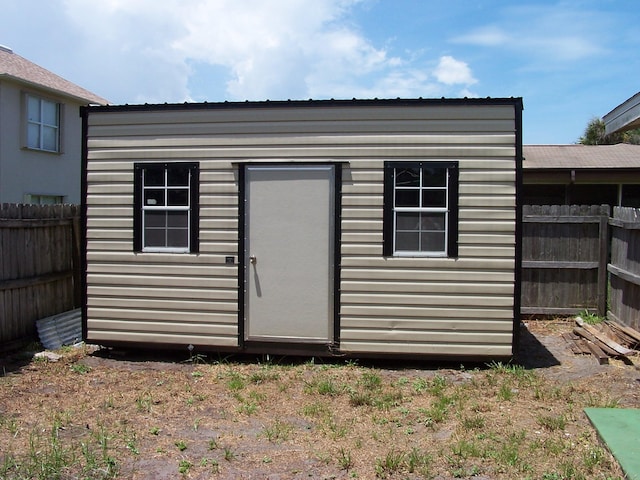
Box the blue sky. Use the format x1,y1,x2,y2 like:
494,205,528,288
1,0,638,144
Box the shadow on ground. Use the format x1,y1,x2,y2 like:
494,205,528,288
2,322,562,376
516,323,561,369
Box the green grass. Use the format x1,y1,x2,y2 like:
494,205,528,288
304,375,343,396
70,363,91,374
375,449,405,478
261,419,293,443
537,414,567,431
0,421,118,480
579,309,606,325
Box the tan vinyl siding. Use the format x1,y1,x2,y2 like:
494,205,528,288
335,105,518,356
86,114,241,346
85,100,519,356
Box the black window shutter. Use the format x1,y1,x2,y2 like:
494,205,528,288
189,164,200,253
447,165,459,258
133,164,143,252
382,162,395,256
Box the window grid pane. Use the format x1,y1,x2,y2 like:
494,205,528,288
394,165,449,254
142,166,191,251
26,96,59,152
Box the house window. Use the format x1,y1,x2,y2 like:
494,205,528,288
133,163,199,253
26,95,60,152
24,194,65,205
383,161,459,257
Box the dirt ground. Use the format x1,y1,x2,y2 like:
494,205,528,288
1,319,638,479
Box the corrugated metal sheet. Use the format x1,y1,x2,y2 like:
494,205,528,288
36,308,83,349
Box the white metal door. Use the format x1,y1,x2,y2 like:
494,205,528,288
244,165,335,343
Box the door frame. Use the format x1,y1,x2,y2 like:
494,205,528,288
238,162,342,352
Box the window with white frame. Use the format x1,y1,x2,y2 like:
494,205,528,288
383,161,459,257
26,95,60,152
133,163,199,253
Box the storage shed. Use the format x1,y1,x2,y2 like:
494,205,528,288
82,97,523,361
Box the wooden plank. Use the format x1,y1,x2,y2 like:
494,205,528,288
71,217,84,307
608,264,640,288
575,338,593,355
608,218,640,230
597,215,609,317
522,261,598,269
561,332,583,354
605,320,640,346
575,318,634,356
0,271,73,291
586,341,610,365
521,307,587,315
523,215,604,224
0,218,73,228
573,327,619,357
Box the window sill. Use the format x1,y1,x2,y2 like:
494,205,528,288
22,146,62,155
392,252,449,258
140,248,191,254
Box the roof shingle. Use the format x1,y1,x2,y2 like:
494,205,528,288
523,144,640,169
0,46,108,105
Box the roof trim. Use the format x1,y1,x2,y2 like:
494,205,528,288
83,96,523,113
0,73,107,105
603,91,640,135
0,48,108,105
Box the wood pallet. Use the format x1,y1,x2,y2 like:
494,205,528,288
562,317,640,365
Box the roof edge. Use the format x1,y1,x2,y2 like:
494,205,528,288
0,73,109,106
603,91,640,135
84,96,523,113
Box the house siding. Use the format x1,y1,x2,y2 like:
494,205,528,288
0,80,85,203
84,99,521,358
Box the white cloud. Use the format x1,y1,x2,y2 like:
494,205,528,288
451,5,607,65
452,26,509,47
164,0,399,100
48,0,480,103
433,56,477,86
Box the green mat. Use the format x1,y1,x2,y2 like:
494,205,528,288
585,408,640,480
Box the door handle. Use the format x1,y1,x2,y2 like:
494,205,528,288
249,255,257,265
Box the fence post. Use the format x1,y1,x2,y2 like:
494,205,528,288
71,207,82,308
597,210,610,317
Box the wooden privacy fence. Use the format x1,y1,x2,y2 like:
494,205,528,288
521,205,610,317
0,204,81,347
608,207,640,330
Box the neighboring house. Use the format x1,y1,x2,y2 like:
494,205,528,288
83,97,523,361
522,144,640,207
0,45,108,204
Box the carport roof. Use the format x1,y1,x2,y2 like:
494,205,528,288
603,91,640,135
523,144,640,170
